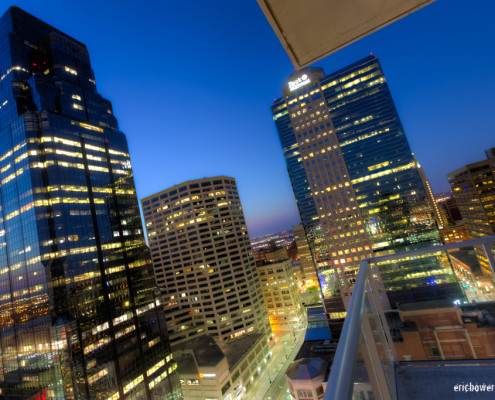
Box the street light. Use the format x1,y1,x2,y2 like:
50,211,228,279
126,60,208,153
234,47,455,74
281,341,288,360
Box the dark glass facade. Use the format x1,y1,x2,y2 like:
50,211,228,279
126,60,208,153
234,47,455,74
325,58,437,255
0,7,180,399
272,56,461,309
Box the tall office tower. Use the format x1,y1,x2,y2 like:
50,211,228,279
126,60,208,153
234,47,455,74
415,156,444,229
272,55,459,309
142,176,271,346
292,224,318,289
0,7,179,399
448,148,495,276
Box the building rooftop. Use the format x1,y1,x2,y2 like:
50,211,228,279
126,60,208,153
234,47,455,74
295,337,336,364
398,299,455,312
173,335,225,368
460,301,495,315
222,333,263,369
142,175,235,201
286,358,328,380
460,301,495,326
449,248,481,270
256,258,291,267
9,6,86,47
175,353,198,375
307,306,326,317
305,327,332,341
305,305,332,340
174,333,267,376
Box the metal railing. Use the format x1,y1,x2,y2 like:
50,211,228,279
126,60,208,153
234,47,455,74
324,236,495,400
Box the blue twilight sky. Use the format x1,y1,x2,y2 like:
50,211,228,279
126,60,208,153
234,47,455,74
9,0,495,237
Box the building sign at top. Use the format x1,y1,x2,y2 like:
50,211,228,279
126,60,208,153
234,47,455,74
288,74,310,91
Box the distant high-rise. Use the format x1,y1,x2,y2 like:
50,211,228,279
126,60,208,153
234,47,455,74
292,224,319,289
415,155,444,229
272,55,460,309
257,258,304,332
0,6,179,399
142,176,271,346
448,148,495,276
437,195,463,227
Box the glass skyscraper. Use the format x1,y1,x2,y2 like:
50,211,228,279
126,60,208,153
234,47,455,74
272,55,461,310
0,7,179,399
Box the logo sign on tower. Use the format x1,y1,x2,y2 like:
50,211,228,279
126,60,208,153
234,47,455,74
288,74,310,91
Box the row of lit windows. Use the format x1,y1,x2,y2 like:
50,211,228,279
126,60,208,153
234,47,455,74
351,161,415,185
0,136,128,163
1,160,129,185
320,64,378,92
3,240,143,273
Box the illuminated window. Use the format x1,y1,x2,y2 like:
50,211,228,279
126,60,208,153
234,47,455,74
65,66,77,75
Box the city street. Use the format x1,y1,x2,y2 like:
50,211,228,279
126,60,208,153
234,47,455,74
246,328,306,400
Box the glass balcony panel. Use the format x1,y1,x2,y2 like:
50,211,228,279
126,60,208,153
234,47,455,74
325,236,495,400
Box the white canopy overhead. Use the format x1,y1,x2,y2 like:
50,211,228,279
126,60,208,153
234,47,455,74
257,0,435,69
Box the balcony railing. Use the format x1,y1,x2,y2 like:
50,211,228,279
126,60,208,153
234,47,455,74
324,236,495,400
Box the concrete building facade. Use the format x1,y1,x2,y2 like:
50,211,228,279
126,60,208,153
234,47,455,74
142,176,271,346
174,334,270,400
258,259,305,333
